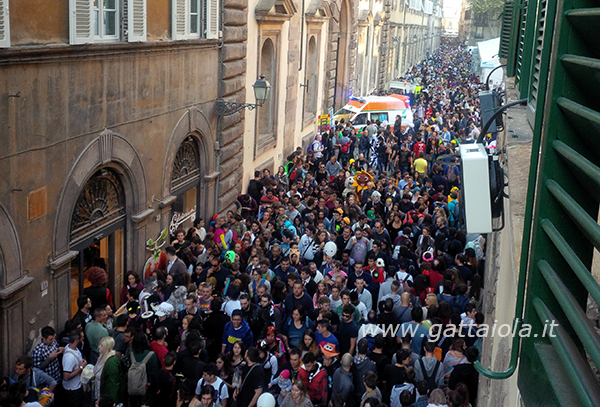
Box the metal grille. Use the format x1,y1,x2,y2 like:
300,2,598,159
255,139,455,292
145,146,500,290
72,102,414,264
171,136,201,192
70,168,126,244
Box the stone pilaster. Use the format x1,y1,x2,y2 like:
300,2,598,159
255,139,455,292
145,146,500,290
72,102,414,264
284,10,302,158
218,0,248,212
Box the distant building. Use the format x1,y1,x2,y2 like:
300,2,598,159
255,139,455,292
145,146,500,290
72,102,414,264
442,0,462,35
459,0,502,46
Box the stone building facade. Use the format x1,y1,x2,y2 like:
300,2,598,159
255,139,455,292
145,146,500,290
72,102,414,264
354,0,443,97
241,0,360,184
0,0,246,373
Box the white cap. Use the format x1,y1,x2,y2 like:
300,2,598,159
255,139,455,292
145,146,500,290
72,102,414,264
155,302,174,317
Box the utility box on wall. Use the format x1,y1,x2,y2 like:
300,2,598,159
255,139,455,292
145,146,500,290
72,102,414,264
460,144,492,234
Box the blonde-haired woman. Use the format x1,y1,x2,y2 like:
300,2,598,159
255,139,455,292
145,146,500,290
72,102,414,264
96,336,124,404
423,293,438,319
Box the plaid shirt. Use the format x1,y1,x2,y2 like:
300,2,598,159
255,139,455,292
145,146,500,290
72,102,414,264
31,340,61,381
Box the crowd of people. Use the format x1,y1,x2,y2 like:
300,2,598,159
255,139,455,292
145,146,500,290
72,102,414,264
1,45,491,407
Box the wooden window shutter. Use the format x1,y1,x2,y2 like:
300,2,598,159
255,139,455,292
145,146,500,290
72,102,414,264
0,0,9,48
172,0,187,39
69,0,94,45
128,0,146,42
206,0,219,39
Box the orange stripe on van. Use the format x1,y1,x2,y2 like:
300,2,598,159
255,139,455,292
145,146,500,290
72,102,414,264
361,100,408,111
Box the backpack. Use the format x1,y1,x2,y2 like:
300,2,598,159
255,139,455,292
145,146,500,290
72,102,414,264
364,326,378,350
198,378,227,406
448,200,459,221
419,358,441,391
128,351,155,396
433,336,446,361
447,165,458,182
307,141,314,153
449,295,469,314
341,141,351,154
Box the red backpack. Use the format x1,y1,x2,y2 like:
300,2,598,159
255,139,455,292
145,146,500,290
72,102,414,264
341,141,351,154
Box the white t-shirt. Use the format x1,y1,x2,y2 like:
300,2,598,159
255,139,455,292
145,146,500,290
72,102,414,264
329,296,342,309
395,271,413,284
223,300,241,316
196,376,229,403
62,347,83,391
355,301,368,320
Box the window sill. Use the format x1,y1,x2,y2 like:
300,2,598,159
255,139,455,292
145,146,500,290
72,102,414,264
0,38,221,65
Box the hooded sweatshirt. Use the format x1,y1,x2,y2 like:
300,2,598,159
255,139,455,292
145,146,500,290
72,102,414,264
297,362,328,406
221,320,253,352
352,355,376,398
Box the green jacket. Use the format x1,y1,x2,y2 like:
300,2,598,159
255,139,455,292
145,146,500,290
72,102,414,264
100,355,125,403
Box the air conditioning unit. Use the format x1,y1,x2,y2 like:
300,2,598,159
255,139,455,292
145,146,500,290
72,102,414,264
460,144,492,234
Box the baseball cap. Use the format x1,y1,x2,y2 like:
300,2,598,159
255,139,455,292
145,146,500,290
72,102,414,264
366,210,375,220
320,342,340,357
155,302,174,317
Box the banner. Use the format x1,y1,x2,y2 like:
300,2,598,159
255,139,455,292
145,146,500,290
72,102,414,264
319,114,331,132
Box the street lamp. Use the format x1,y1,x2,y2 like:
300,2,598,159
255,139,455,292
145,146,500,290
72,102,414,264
214,74,271,116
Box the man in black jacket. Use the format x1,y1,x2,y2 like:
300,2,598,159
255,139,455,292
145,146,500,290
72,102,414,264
247,170,264,204
448,346,480,406
240,293,268,339
284,279,315,320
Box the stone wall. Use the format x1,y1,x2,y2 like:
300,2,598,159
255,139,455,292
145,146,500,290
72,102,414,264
0,40,222,374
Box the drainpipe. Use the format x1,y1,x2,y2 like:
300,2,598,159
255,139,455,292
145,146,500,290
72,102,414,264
299,0,305,71
214,0,227,214
332,33,341,112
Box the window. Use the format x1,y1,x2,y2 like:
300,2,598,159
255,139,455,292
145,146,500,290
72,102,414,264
475,26,484,38
258,39,276,136
190,0,200,35
303,36,319,126
172,0,219,40
0,0,9,48
94,0,118,40
70,0,146,44
371,112,388,122
353,113,368,125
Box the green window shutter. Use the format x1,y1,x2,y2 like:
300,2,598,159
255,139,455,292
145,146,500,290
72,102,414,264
512,0,527,83
505,0,524,77
515,0,537,98
499,1,514,60
518,0,600,404
525,0,554,128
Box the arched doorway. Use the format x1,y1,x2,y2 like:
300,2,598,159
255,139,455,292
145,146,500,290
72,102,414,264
169,135,202,237
334,0,350,110
69,168,126,315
